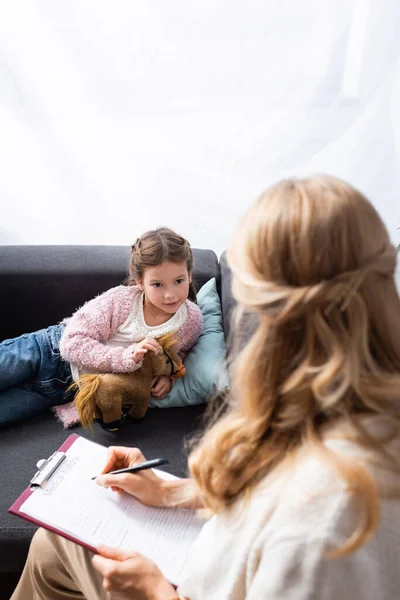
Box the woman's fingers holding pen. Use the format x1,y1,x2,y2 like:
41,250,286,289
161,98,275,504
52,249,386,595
101,446,146,475
98,446,168,506
100,447,146,493
96,469,167,507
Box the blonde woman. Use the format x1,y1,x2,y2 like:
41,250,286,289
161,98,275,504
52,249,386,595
12,175,400,600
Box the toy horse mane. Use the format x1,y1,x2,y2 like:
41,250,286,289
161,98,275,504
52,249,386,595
73,333,184,431
157,332,177,353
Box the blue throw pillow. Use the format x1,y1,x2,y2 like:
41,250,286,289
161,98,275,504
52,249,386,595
150,278,229,408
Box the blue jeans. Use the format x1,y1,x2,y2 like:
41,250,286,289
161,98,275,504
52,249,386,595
0,324,73,427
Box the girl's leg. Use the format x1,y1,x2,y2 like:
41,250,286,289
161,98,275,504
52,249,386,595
0,325,73,426
0,330,44,390
11,528,106,600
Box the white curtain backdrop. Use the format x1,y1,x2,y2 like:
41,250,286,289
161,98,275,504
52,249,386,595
1,0,399,284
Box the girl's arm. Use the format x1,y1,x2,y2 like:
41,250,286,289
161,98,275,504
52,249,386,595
60,286,141,373
176,301,203,360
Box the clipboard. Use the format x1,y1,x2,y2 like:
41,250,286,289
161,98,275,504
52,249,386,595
8,433,205,585
8,433,97,554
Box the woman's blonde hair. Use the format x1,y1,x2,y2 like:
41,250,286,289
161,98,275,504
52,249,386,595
188,174,400,556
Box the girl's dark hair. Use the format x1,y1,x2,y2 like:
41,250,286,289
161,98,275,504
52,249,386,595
126,227,197,302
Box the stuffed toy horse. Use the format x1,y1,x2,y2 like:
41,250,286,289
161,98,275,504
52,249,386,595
72,333,185,431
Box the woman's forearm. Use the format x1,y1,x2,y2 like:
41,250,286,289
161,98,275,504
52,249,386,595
161,478,204,510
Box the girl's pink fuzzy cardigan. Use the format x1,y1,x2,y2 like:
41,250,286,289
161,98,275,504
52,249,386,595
59,285,203,373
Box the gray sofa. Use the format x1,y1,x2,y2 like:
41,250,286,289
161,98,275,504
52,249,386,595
0,245,234,598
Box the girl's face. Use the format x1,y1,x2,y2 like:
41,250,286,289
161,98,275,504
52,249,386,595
138,261,191,315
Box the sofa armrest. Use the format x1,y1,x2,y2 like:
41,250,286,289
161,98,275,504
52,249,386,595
219,252,235,343
219,251,258,351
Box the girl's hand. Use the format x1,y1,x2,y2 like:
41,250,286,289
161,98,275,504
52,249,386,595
92,545,178,600
132,338,160,363
151,375,172,399
96,447,169,506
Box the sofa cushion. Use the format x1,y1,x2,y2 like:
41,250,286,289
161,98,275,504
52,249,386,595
1,405,206,573
150,278,228,408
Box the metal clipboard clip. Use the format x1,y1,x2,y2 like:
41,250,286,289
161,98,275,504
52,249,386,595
30,451,67,490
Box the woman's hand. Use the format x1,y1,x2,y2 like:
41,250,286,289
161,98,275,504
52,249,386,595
92,545,178,600
96,447,168,506
151,375,172,399
132,338,160,363
96,446,203,510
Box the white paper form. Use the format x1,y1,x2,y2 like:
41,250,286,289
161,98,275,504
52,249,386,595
20,436,205,584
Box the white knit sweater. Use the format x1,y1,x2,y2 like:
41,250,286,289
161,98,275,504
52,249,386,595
177,416,400,600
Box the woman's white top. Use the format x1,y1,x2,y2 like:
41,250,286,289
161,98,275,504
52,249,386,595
178,416,400,600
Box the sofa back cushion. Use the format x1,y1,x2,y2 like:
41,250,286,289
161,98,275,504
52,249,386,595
0,246,220,340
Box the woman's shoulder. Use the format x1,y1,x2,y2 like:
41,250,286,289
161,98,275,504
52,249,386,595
258,423,400,541
235,451,354,561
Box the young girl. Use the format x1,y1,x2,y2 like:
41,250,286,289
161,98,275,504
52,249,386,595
12,175,400,600
0,228,203,428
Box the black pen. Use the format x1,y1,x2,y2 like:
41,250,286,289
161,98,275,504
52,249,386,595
91,457,169,480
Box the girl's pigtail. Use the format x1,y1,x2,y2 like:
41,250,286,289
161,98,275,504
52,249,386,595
188,280,197,303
